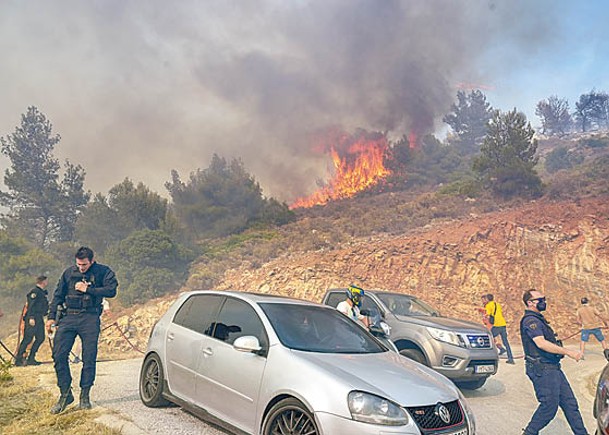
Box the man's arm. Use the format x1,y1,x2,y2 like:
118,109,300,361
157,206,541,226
532,336,583,361
85,268,118,298
46,272,68,332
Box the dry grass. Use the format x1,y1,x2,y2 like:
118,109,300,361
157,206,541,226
0,364,120,435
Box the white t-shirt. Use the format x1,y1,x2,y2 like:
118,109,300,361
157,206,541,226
336,301,364,322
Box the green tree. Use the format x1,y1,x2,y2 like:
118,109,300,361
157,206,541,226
535,96,572,137
105,229,194,305
75,179,169,255
166,154,293,238
0,107,90,248
544,146,584,174
473,109,543,198
574,90,608,132
0,230,60,302
443,90,493,155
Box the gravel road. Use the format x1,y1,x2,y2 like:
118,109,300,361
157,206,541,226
57,344,605,435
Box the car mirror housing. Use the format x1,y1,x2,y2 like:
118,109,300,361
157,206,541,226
233,335,262,353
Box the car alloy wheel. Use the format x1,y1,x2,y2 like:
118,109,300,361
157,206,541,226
139,353,170,407
264,398,318,435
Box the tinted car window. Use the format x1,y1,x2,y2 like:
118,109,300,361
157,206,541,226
325,291,345,308
376,293,439,317
261,303,386,354
212,297,268,347
172,294,224,335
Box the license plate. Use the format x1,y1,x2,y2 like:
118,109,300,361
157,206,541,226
474,364,494,374
446,429,468,435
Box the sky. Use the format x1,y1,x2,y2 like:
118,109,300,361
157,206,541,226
1,0,608,203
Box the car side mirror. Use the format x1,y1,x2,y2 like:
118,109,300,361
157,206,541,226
233,335,262,353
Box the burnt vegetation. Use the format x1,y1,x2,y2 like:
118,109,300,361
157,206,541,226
1,89,609,323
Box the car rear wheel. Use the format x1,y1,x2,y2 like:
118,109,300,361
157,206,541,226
139,353,171,407
263,398,319,435
400,348,427,365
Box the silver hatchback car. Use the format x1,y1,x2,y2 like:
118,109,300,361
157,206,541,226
139,291,476,435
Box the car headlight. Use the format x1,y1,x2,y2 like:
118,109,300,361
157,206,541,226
348,391,409,426
458,389,476,434
426,326,465,347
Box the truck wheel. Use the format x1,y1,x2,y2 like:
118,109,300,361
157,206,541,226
399,348,427,365
456,378,487,390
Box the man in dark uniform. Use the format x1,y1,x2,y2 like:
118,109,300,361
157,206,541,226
520,288,588,435
15,275,49,366
45,246,118,414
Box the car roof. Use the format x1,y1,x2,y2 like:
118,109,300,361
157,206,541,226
327,288,415,298
185,289,323,306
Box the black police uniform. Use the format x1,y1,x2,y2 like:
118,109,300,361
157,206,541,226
520,309,588,435
16,285,49,365
49,262,117,394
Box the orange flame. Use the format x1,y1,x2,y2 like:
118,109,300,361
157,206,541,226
291,130,391,209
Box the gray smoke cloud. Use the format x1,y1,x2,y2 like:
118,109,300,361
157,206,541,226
0,0,558,201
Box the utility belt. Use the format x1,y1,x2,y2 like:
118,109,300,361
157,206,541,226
525,355,560,370
65,308,100,315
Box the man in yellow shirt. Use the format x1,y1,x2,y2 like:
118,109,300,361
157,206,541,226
484,293,515,364
577,296,608,359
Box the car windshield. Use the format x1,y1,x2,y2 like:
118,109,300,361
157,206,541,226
260,303,386,354
376,293,440,317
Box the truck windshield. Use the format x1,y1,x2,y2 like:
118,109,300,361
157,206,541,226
376,294,440,317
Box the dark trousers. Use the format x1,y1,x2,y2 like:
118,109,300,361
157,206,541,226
17,316,45,361
491,325,514,361
52,312,101,391
524,364,588,434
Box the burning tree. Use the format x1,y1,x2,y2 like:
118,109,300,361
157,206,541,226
290,129,392,209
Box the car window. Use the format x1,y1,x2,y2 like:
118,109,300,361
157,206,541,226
261,303,386,354
376,293,439,317
325,291,345,308
212,297,268,347
172,294,224,335
360,297,381,316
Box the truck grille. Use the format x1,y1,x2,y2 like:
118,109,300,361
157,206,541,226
406,400,464,432
465,333,491,349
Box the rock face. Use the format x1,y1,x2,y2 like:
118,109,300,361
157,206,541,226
217,197,609,339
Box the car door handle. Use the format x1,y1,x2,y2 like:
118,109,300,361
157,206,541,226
202,347,213,356
167,333,174,342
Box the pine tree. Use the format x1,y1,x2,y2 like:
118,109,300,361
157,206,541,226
0,107,90,248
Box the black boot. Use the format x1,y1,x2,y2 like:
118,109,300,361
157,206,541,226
14,357,25,367
604,348,609,361
78,387,92,410
26,355,42,366
50,388,74,414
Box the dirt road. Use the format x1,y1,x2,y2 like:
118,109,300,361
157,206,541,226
41,344,605,435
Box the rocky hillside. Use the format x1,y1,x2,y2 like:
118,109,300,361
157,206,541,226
216,196,609,339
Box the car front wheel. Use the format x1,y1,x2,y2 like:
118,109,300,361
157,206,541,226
400,348,427,365
456,377,487,390
139,353,171,407
263,398,319,435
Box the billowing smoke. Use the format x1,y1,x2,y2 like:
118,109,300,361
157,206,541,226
0,0,558,201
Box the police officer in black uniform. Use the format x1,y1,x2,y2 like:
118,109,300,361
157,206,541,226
15,275,49,366
46,246,118,414
520,288,588,435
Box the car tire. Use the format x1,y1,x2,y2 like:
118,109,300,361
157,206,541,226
139,353,171,407
262,398,319,435
400,348,427,365
456,378,487,390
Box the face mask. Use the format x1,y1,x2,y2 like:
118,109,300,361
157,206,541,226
536,299,547,312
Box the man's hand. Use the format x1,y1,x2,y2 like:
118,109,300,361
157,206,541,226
45,319,55,334
28,318,35,327
566,349,584,361
75,281,89,292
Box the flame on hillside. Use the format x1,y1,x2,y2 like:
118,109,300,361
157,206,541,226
290,130,391,209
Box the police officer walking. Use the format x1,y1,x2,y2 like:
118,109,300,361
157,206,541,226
520,289,588,435
45,247,118,414
15,275,49,366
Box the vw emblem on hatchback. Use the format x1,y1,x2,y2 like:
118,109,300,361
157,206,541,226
435,403,451,424
476,336,485,347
